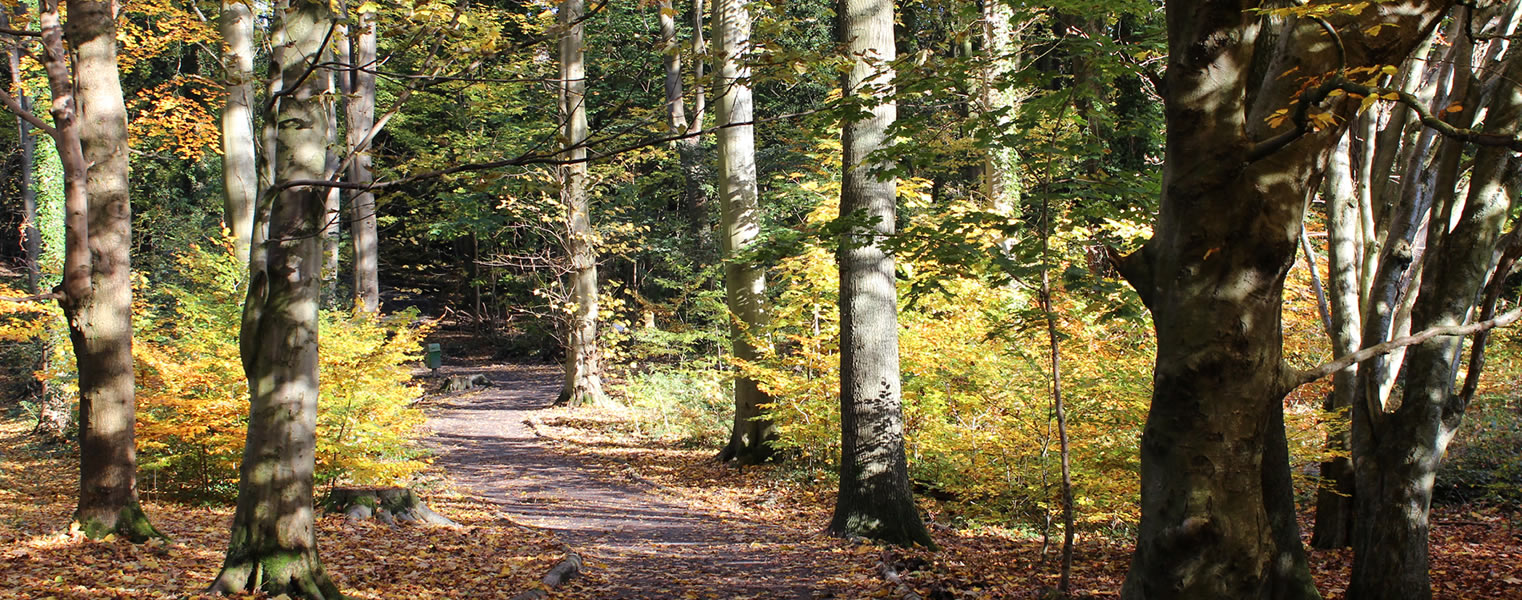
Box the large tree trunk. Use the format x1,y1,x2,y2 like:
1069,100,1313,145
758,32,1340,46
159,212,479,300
1115,1,1449,597
345,5,380,312
712,0,774,465
556,0,605,407
660,0,705,220
220,0,257,265
210,1,343,597
61,0,159,542
1348,42,1522,600
828,0,933,549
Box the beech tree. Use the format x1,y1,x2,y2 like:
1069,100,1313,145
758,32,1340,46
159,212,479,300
1111,0,1452,597
344,2,381,312
220,0,257,265
1345,14,1522,598
209,0,344,595
0,0,162,541
712,0,774,464
557,0,606,406
828,0,934,549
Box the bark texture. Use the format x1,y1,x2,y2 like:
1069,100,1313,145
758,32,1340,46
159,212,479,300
828,0,934,549
220,0,257,265
62,0,160,542
1311,131,1358,550
345,5,380,312
712,0,775,465
556,0,606,407
1115,1,1450,597
1348,39,1522,600
210,0,343,596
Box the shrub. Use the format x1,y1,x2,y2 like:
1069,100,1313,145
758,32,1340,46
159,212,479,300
133,241,432,499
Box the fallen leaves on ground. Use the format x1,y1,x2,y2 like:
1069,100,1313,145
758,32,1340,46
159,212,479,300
531,404,1522,599
0,418,561,600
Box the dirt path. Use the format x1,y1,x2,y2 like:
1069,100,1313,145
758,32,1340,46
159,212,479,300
426,363,840,600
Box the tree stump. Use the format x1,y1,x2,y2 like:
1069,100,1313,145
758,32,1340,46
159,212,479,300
323,487,458,527
438,373,493,393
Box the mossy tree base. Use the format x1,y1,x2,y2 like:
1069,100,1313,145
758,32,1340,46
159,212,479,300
210,549,344,600
73,502,165,543
323,487,458,527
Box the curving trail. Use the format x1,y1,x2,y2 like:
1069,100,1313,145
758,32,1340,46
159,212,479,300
426,363,840,600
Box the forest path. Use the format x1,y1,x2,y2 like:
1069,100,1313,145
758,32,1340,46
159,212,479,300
425,363,840,600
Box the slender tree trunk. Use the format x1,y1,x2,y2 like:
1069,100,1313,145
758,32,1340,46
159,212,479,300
346,5,380,312
1348,42,1522,600
1311,131,1359,549
3,7,39,292
1113,2,1448,597
60,0,160,542
221,0,257,265
712,0,774,465
210,1,343,596
556,0,605,406
660,0,704,220
828,0,934,549
321,56,342,307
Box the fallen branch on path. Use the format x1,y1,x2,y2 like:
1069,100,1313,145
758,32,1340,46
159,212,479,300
510,546,583,600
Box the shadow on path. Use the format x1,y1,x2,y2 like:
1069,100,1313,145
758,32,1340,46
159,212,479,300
426,364,836,599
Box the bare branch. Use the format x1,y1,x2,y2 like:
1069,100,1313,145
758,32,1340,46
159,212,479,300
1284,307,1522,393
0,290,63,302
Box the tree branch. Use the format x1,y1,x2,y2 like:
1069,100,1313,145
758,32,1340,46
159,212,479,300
1284,307,1522,393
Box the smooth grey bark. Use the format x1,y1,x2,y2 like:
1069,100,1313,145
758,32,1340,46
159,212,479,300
827,0,933,549
58,0,159,542
1113,1,1449,597
556,0,605,407
1348,40,1522,600
660,0,704,218
321,58,342,306
1311,131,1359,549
711,0,774,465
220,0,257,265
345,5,380,312
210,0,343,597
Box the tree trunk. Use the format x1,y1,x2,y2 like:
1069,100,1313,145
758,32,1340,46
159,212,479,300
210,1,343,597
1114,2,1449,597
1311,131,1359,549
220,0,257,266
828,0,934,549
1348,42,1522,600
322,57,342,308
346,4,380,312
62,0,160,542
712,0,774,465
660,0,704,221
556,0,605,407
4,6,39,292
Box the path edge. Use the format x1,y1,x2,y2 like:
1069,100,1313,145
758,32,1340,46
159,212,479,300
509,546,584,600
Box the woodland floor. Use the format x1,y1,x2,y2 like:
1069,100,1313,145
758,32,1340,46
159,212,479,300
1,331,1520,599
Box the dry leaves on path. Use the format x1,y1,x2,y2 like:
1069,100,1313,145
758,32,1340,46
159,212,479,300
0,419,562,600
530,403,1522,599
